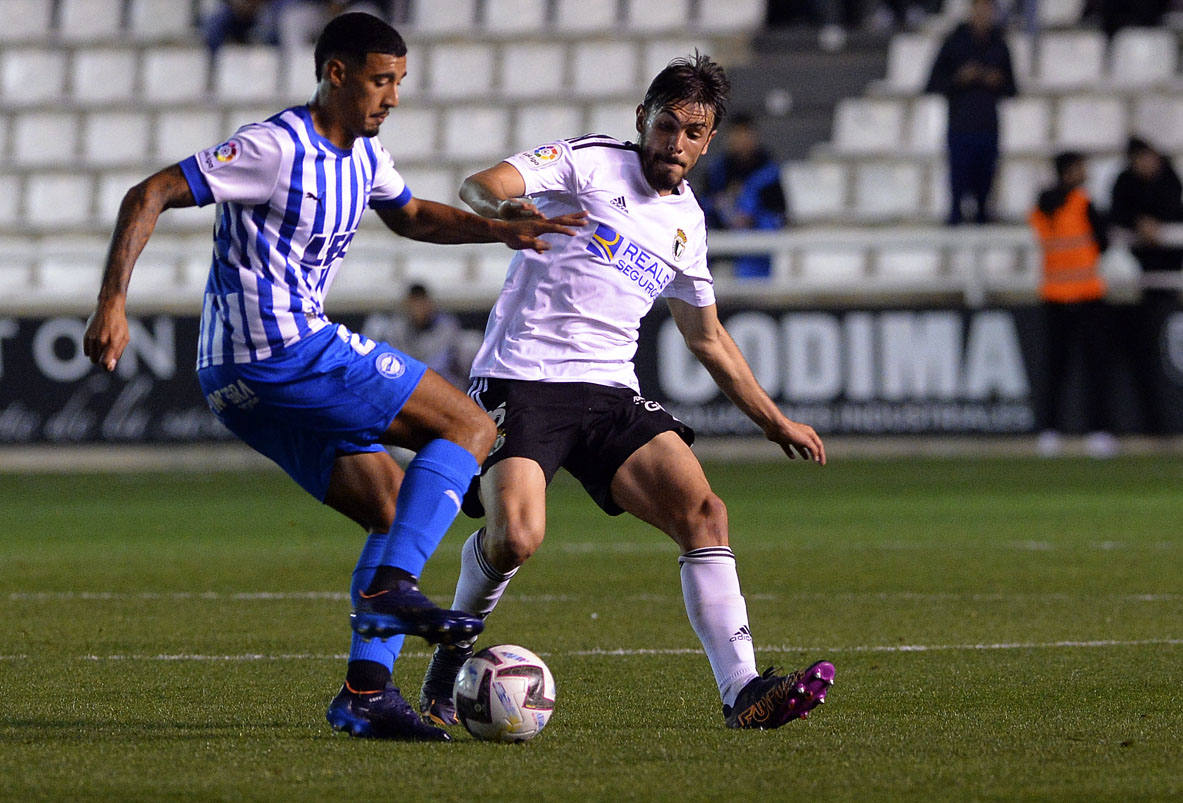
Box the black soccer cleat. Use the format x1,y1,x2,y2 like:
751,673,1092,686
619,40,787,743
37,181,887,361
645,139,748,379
326,682,451,741
418,642,475,726
350,578,484,645
723,661,836,729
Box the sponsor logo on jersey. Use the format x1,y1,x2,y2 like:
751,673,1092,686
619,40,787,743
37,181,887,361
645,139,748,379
375,352,406,379
672,228,687,261
610,195,628,213
586,223,624,261
585,222,674,300
521,144,561,169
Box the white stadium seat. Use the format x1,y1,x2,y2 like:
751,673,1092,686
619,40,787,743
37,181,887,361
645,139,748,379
587,101,640,142
12,112,79,167
395,167,457,205
875,246,942,282
996,158,1052,222
832,98,905,154
925,160,950,221
1006,32,1033,86
1039,0,1084,26
142,47,210,103
643,39,716,84
907,95,947,155
882,33,939,94
999,96,1051,153
1036,31,1105,90
1,48,67,104
798,247,866,286
24,173,93,227
71,49,139,103
427,43,496,100
1132,95,1183,151
499,43,568,99
0,0,54,42
1086,153,1124,210
554,0,620,33
1109,27,1178,88
96,171,144,224
401,252,469,288
1054,95,1126,152
57,0,124,41
213,46,281,102
441,106,509,160
128,0,196,41
280,44,317,103
411,0,477,33
0,174,21,226
853,161,924,222
83,111,151,167
153,109,223,161
782,161,848,223
376,107,438,162
484,0,549,35
572,41,640,97
696,0,766,33
624,0,693,33
513,104,585,152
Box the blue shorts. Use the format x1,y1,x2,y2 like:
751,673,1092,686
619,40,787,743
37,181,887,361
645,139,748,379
197,324,428,501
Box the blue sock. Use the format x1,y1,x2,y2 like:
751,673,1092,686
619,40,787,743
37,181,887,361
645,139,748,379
349,533,403,671
380,438,480,578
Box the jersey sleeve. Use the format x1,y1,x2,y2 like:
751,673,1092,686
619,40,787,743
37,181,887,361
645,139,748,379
179,124,282,207
660,223,716,307
366,137,412,210
504,140,579,197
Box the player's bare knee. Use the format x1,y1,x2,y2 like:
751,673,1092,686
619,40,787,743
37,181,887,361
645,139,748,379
488,522,542,570
676,493,729,549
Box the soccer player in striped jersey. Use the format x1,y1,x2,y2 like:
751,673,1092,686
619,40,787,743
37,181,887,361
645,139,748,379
82,12,583,742
419,55,836,731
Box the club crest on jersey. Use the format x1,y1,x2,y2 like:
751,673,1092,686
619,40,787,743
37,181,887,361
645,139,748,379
200,138,242,171
672,228,688,261
375,352,406,379
522,144,561,169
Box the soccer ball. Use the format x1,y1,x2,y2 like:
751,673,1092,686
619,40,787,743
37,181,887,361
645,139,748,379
453,644,556,742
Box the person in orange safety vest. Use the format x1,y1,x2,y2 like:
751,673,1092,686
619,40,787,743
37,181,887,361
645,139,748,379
1028,151,1122,457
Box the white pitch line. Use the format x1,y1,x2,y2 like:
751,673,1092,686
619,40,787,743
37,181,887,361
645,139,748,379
5,591,1180,603
0,638,1176,664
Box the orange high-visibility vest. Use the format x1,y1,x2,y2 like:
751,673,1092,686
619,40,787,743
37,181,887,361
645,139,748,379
1028,187,1105,303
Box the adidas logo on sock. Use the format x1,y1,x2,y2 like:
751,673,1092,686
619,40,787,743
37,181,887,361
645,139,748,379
730,625,753,643
610,196,628,213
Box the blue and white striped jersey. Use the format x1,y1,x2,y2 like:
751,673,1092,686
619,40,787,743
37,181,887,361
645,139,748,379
179,105,412,367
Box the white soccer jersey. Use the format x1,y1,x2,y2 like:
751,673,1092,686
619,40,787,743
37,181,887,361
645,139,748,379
180,105,412,367
469,135,716,390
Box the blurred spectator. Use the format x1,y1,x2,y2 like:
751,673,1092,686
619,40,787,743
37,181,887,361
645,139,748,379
202,0,282,52
698,113,788,279
925,0,1017,225
374,283,473,390
1082,0,1169,37
1109,137,1183,433
1028,152,1120,457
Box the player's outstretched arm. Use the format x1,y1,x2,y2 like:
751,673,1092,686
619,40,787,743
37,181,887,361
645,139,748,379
375,194,584,253
84,164,195,372
667,298,826,465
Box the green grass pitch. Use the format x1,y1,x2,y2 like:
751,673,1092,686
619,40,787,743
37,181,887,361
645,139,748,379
1,455,1180,800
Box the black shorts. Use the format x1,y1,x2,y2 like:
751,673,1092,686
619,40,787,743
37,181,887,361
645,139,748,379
463,378,694,516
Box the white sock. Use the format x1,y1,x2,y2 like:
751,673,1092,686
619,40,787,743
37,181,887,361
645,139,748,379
679,546,760,707
451,528,517,617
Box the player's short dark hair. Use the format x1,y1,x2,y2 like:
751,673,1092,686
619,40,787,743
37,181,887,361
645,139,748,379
314,12,407,80
641,52,730,130
1053,150,1085,180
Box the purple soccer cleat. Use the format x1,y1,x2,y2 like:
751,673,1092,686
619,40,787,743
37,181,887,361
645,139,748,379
723,660,836,729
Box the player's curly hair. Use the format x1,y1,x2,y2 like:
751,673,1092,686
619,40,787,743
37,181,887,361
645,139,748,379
314,12,407,80
641,52,731,130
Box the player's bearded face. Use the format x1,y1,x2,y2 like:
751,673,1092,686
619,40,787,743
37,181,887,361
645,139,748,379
346,53,405,138
635,102,717,194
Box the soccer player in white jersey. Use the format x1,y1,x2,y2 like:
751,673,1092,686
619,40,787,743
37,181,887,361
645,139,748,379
82,13,583,742
418,54,836,731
